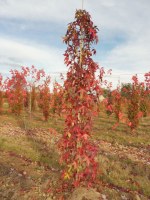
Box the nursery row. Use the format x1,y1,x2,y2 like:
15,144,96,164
0,66,149,132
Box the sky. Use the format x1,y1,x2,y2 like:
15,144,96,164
0,0,150,86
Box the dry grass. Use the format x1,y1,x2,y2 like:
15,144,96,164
0,106,150,199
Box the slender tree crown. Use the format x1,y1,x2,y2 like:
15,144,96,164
59,9,101,187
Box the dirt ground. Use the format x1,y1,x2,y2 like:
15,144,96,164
0,118,150,200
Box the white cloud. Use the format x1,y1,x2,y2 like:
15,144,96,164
0,0,150,86
0,37,65,74
0,0,81,22
0,0,150,37
99,32,150,74
86,0,150,37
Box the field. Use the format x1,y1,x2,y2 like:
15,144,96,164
1,3,150,200
0,104,150,200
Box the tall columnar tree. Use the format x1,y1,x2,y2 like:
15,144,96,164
38,76,51,121
127,75,143,131
51,81,64,117
140,71,150,116
145,71,150,90
112,86,122,123
58,9,102,187
105,90,113,116
140,84,149,117
0,74,3,114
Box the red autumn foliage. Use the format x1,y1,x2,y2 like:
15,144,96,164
127,75,144,131
24,65,45,113
4,66,45,116
0,74,3,114
112,86,123,123
24,89,29,108
58,9,103,187
38,76,51,121
105,90,113,116
51,81,64,117
145,71,150,90
139,72,150,117
5,68,27,115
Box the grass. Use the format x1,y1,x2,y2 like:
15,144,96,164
98,154,150,196
0,114,60,169
93,113,150,148
0,106,150,199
